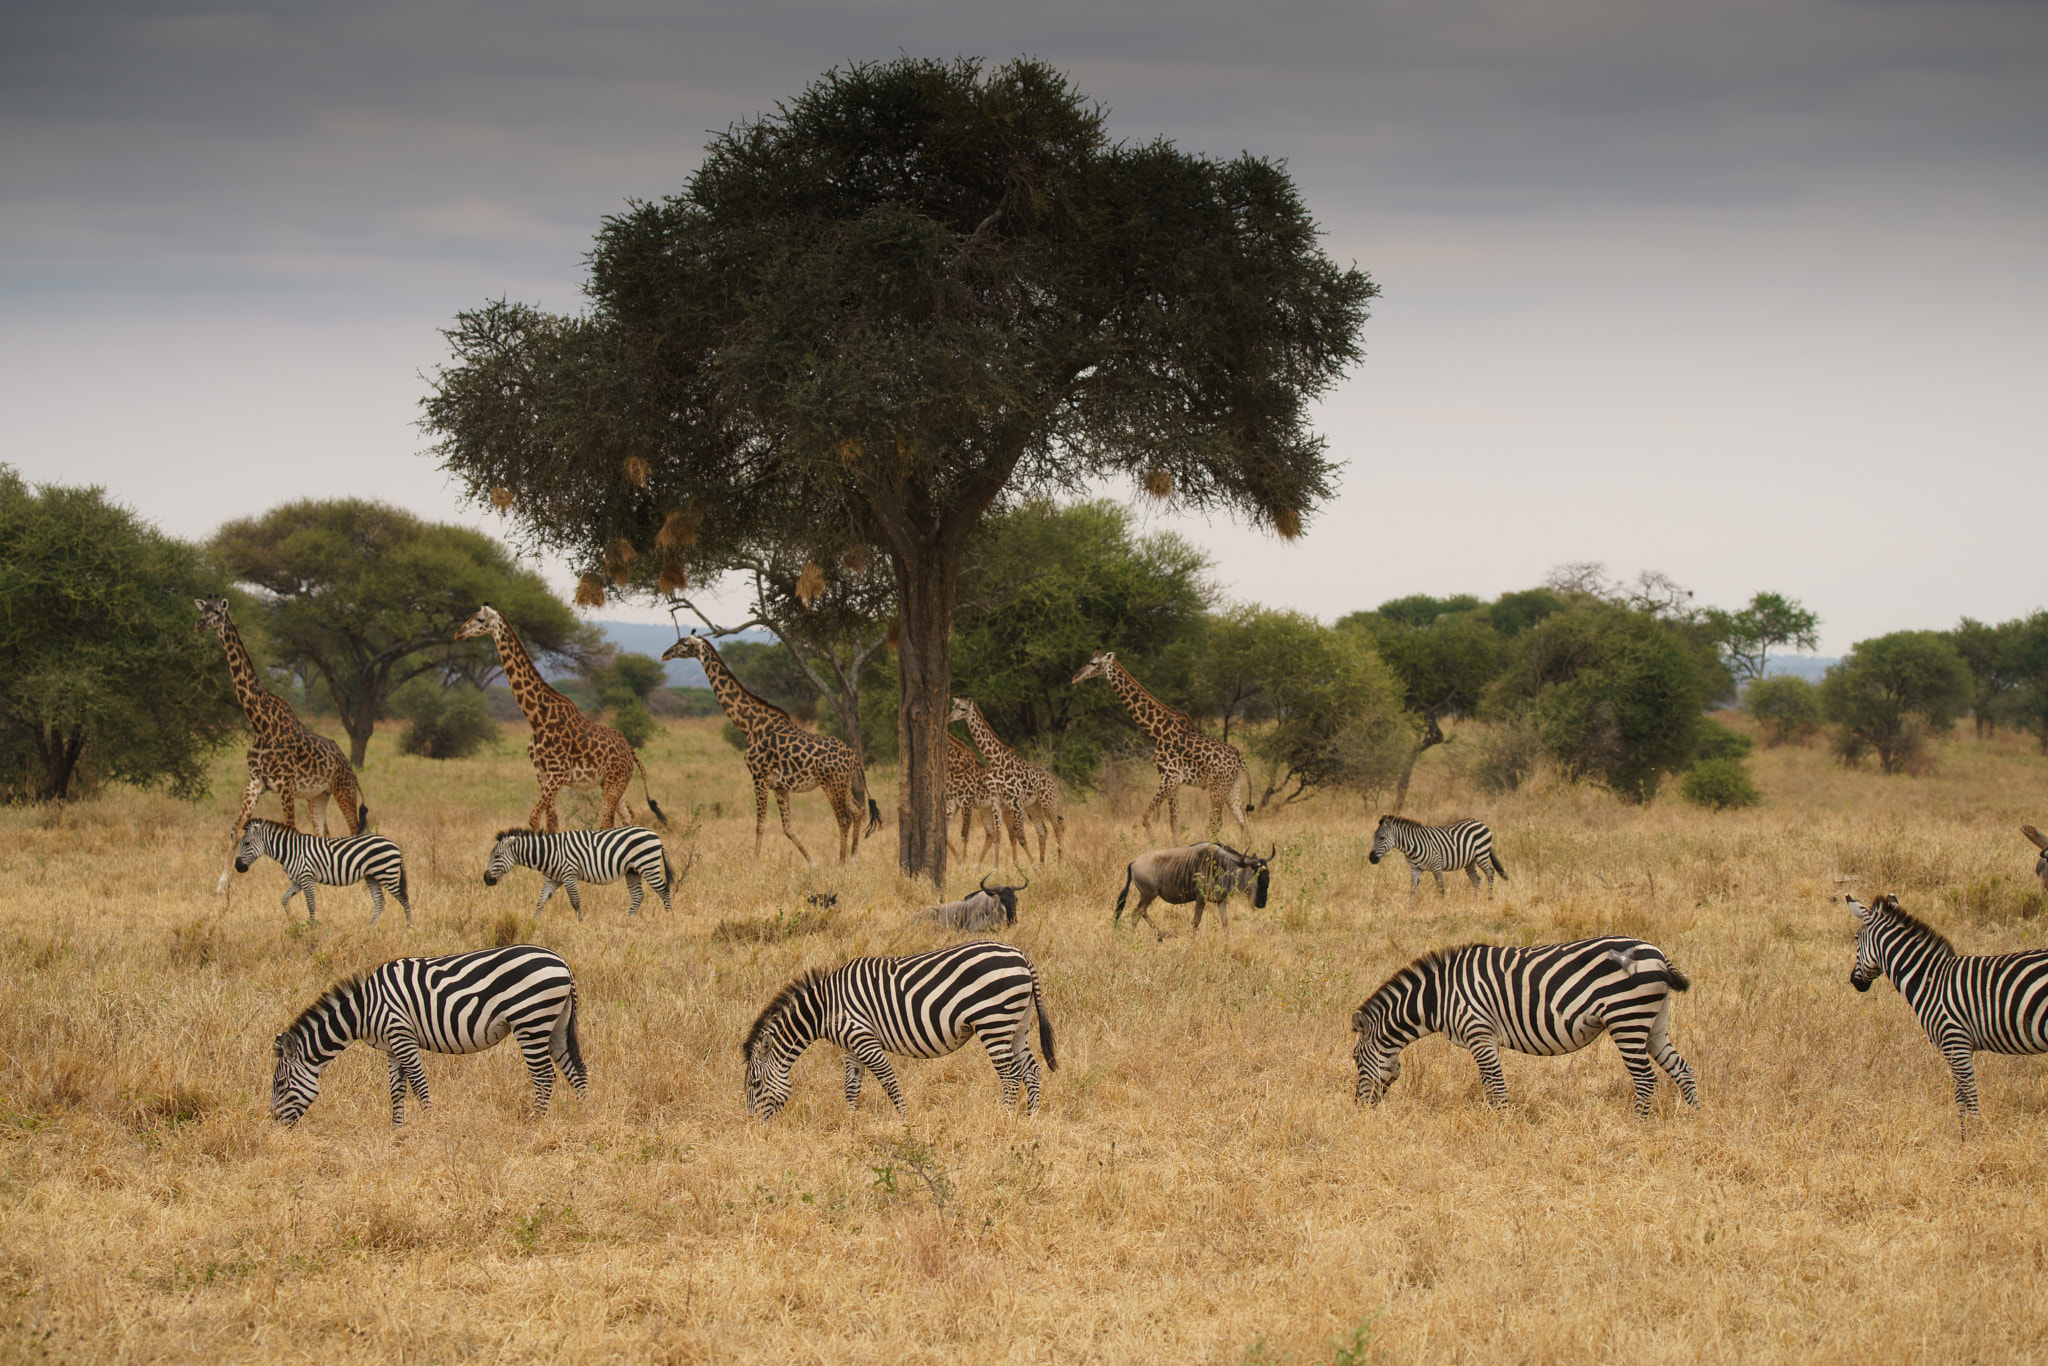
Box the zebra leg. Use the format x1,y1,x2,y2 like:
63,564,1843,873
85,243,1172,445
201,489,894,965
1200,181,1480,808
299,879,318,925
516,1027,558,1115
1942,1038,1981,1132
845,1036,905,1114
392,879,413,927
624,871,642,916
367,882,385,926
1611,1027,1662,1117
1407,866,1422,906
981,1028,1025,1111
1432,869,1447,897
844,1052,865,1109
533,879,560,921
1466,864,1484,893
553,1002,588,1096
1647,1002,1699,1108
1464,1034,1511,1108
563,873,583,921
386,1037,430,1125
650,864,673,914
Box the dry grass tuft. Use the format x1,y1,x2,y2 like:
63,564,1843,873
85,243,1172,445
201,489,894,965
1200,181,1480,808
4,714,2048,1361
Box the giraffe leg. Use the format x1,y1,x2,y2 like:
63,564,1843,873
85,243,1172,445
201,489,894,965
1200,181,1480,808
278,786,298,834
1140,773,1176,839
774,788,816,865
753,778,771,857
1005,799,1033,865
1165,786,1183,843
828,782,857,864
307,791,331,838
529,777,565,834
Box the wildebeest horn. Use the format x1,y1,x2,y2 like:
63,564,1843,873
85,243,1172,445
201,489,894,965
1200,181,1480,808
1014,873,1029,892
979,873,994,895
1268,843,1276,861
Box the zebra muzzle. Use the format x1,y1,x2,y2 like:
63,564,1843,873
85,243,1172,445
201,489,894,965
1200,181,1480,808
1368,852,1381,864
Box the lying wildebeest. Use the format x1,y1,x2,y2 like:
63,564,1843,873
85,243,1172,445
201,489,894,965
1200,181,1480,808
1113,842,1273,939
917,875,1027,932
2025,825,2048,894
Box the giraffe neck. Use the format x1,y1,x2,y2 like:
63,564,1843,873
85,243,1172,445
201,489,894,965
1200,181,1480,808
490,623,579,726
216,619,289,733
1104,661,1191,742
692,642,783,736
964,703,1017,763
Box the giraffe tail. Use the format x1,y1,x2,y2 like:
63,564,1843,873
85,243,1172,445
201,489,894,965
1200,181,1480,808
634,753,669,828
866,796,882,836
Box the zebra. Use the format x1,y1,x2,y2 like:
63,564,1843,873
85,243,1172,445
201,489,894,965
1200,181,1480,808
1351,936,1699,1116
1849,893,2048,1136
270,945,586,1126
483,825,674,920
742,940,1057,1120
234,817,410,926
1368,815,1509,904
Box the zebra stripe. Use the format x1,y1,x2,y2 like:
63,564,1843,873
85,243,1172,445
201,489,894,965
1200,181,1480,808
1850,893,2048,1132
1369,815,1509,904
483,825,673,920
742,940,1057,1120
271,945,586,1126
235,817,410,926
1351,936,1699,1116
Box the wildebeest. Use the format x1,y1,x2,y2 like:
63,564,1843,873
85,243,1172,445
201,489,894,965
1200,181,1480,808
2025,825,2048,893
1113,843,1273,939
917,875,1027,932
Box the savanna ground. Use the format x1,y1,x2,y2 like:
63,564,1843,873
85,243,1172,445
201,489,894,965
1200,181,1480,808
3,712,2047,1364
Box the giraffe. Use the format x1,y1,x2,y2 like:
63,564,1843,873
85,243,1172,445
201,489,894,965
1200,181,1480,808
1071,650,1248,843
455,605,666,833
946,732,1002,867
195,598,366,841
949,697,1065,863
661,635,880,864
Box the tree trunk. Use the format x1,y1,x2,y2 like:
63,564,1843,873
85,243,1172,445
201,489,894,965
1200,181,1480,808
894,552,957,891
345,686,379,767
35,726,85,802
1390,714,1446,813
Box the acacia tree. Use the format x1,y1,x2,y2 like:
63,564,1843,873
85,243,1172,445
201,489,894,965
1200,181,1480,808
213,500,591,766
1710,591,1822,685
422,57,1374,886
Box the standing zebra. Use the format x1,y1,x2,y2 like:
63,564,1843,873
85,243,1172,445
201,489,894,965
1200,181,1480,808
1368,815,1508,904
270,945,586,1126
743,940,1057,1120
234,818,410,926
483,826,674,920
1849,893,2048,1136
1351,936,1699,1116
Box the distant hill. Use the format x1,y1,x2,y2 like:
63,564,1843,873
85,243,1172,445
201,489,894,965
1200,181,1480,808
1761,656,1837,682
539,620,777,687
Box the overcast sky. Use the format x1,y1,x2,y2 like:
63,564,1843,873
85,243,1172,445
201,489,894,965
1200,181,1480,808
4,0,2043,652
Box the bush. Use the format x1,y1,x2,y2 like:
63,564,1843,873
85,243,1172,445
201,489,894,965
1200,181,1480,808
1820,631,1972,775
1744,675,1824,747
1694,718,1754,762
396,681,497,760
1680,758,1761,811
609,699,658,750
1474,716,1543,794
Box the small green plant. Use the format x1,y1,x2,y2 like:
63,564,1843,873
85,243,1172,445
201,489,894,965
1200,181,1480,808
1680,758,1761,811
871,1129,953,1211
486,908,525,948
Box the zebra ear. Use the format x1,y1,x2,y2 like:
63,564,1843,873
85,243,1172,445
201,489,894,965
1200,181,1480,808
1846,895,1870,921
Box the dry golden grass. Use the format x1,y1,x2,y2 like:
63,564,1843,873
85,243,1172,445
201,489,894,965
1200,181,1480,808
4,714,2048,1363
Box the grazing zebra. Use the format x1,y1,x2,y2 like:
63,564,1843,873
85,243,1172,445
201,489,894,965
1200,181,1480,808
234,817,410,926
743,940,1057,1120
1368,815,1508,904
483,825,674,920
271,945,586,1126
1351,936,1699,1116
1849,893,2048,1136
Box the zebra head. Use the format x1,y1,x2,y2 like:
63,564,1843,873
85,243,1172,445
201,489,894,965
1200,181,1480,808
453,604,503,643
483,831,524,887
1350,1002,1403,1106
233,821,270,874
1848,893,1887,992
1367,815,1397,865
271,1031,323,1126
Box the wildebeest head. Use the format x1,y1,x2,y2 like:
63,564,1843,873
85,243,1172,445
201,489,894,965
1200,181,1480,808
1210,844,1275,908
805,891,838,911
2026,825,2048,894
978,873,1026,924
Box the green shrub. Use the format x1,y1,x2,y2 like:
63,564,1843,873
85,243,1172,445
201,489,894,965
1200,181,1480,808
1680,758,1761,810
1694,718,1754,762
1474,716,1543,794
609,699,658,750
1744,675,1824,747
396,681,497,760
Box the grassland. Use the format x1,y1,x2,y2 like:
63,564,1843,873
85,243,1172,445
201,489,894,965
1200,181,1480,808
3,714,2047,1363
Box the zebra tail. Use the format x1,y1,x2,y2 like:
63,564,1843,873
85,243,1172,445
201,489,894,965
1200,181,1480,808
1034,972,1058,1072
557,985,586,1075
1491,850,1510,880
1114,864,1134,922
397,862,409,904
635,753,669,828
1657,961,1691,993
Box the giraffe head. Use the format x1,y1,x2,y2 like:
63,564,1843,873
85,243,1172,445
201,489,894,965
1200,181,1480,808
1070,651,1116,685
194,597,232,637
661,635,710,664
948,696,975,723
454,604,504,642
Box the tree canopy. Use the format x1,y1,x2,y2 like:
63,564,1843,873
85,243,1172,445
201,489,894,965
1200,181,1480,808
0,468,242,801
423,56,1374,884
212,500,589,766
1710,591,1821,685
1821,630,1974,774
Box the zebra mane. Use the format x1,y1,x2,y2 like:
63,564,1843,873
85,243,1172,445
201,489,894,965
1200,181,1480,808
1877,896,1957,956
243,817,288,833
492,828,537,842
283,972,367,1037
1356,943,1482,1013
741,967,830,1059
